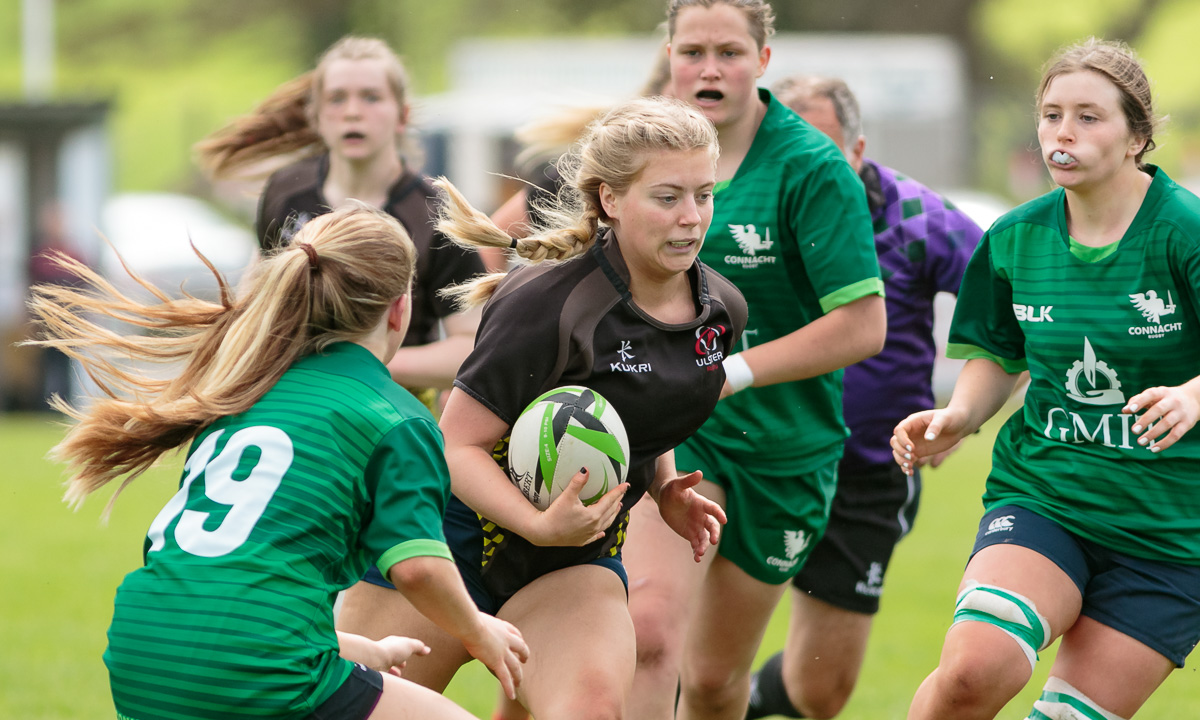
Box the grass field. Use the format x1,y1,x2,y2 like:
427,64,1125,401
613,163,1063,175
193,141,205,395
2,410,1196,719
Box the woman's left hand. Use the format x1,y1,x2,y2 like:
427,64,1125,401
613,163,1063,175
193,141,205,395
338,631,430,676
1124,382,1200,452
656,470,727,562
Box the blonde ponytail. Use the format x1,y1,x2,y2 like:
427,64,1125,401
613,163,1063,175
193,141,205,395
30,204,416,513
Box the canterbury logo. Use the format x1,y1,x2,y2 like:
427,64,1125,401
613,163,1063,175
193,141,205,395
986,515,1015,534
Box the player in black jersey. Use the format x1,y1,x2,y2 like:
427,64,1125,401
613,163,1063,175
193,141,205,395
197,36,483,405
337,96,746,720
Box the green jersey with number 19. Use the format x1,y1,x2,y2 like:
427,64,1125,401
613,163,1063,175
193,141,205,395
948,167,1200,565
104,342,454,719
690,89,882,467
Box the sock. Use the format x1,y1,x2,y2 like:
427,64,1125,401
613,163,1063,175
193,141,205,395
745,652,804,719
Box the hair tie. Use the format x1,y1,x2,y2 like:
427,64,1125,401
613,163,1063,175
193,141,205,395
509,237,519,249
300,242,320,271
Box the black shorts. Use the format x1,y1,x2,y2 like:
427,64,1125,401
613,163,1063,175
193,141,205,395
306,662,383,720
791,463,921,614
973,505,1200,667
364,495,629,615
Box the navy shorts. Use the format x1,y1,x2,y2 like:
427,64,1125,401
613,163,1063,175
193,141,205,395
364,497,629,616
792,463,921,614
305,662,383,720
972,505,1200,667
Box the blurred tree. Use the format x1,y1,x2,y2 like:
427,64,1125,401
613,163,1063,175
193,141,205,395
18,0,1194,197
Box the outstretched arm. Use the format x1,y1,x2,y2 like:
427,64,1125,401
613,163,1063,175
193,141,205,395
336,631,430,676
387,555,529,699
892,358,1022,475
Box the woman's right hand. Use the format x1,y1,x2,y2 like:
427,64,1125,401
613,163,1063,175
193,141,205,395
460,613,530,701
892,406,972,476
528,469,629,547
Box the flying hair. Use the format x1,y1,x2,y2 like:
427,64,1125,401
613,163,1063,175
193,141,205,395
28,203,416,515
195,35,415,180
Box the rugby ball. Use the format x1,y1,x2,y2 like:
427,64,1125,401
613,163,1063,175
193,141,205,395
506,386,630,510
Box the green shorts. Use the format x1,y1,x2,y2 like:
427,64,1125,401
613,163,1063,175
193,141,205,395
675,437,839,584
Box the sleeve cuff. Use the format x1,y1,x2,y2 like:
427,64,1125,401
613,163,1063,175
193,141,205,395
945,342,1028,374
376,539,454,580
818,277,885,314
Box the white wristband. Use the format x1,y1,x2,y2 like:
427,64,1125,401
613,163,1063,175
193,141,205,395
722,353,755,393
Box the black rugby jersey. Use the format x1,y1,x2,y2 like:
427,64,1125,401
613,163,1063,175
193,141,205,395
451,228,747,600
256,154,485,346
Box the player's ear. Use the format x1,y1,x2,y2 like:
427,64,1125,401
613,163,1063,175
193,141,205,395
598,182,620,220
756,45,771,78
387,293,409,332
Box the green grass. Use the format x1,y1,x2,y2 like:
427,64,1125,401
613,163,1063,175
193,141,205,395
2,410,1196,719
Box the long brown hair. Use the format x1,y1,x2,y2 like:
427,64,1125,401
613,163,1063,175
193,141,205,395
1036,38,1161,167
29,204,416,512
438,96,719,308
195,36,414,180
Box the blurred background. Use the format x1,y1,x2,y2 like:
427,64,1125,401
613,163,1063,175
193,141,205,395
3,0,1200,410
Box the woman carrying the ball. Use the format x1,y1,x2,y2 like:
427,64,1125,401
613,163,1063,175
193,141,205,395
336,96,745,719
893,39,1200,720
30,205,527,720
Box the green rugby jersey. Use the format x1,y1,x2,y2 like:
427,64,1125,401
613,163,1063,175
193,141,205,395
104,342,454,719
691,89,882,467
949,167,1200,564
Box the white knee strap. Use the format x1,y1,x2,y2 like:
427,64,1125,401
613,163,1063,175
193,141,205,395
952,581,1051,672
1025,676,1128,720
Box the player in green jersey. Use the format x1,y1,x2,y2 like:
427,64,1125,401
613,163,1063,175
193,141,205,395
28,205,528,720
621,2,888,719
893,39,1200,720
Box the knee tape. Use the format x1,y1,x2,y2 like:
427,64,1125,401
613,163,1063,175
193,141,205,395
952,582,1050,671
1025,676,1128,720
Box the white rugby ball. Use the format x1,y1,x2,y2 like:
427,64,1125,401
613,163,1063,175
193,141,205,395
506,386,630,510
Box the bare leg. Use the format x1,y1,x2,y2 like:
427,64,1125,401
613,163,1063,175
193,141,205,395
625,483,723,720
499,564,635,720
774,590,874,718
1045,615,1175,718
371,672,481,719
678,554,788,720
908,545,1082,720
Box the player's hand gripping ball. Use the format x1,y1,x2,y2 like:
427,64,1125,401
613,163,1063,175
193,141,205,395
506,386,629,510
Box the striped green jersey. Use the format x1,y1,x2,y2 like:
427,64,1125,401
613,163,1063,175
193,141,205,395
949,167,1200,564
104,342,454,719
689,89,883,467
